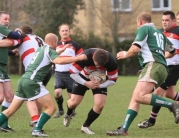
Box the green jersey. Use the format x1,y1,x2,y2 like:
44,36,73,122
133,23,174,68
22,45,59,82
0,25,12,65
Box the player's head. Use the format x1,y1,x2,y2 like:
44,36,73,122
93,49,109,68
20,24,33,34
136,12,151,28
0,11,10,28
58,23,70,40
162,11,176,31
45,33,58,50
176,11,179,24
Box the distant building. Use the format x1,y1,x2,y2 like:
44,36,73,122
74,0,178,41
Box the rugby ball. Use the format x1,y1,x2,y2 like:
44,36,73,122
89,70,106,83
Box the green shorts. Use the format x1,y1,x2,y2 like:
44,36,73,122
0,65,10,82
138,62,168,88
15,78,49,101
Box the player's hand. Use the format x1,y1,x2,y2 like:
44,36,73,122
85,80,100,89
12,48,19,56
116,51,127,60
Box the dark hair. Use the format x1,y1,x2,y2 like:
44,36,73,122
20,24,33,34
93,49,109,66
163,11,176,20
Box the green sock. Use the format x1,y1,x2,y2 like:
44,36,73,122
150,94,172,108
35,112,50,131
1,106,8,128
122,109,137,131
0,113,8,126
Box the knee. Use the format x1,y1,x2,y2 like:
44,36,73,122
54,89,62,97
67,99,79,109
94,103,105,113
5,92,14,102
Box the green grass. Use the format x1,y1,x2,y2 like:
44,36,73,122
1,75,179,138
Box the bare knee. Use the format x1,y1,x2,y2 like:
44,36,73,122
67,98,79,109
4,92,14,102
94,103,105,113
54,89,62,97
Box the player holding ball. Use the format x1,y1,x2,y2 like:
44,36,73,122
63,48,118,134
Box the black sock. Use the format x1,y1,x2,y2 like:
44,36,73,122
148,106,161,124
83,109,100,127
55,96,64,111
173,92,179,101
67,105,75,115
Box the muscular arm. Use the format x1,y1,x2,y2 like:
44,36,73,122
52,54,87,64
0,39,13,47
116,44,140,60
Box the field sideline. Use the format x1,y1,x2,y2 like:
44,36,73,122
1,75,179,138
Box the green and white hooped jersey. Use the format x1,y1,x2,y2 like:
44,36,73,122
0,25,12,65
133,23,174,68
22,45,59,82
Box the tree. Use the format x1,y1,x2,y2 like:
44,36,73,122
87,0,143,56
24,0,84,38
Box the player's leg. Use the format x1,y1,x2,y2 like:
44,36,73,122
81,89,107,134
54,72,64,118
0,97,24,128
138,65,179,128
106,62,179,136
1,79,14,132
64,82,86,127
26,101,40,129
0,83,4,104
28,81,55,137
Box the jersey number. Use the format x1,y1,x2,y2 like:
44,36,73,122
153,32,164,50
31,52,39,64
35,37,43,47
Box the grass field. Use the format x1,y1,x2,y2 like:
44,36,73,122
1,75,179,138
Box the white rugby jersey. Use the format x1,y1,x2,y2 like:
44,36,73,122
163,24,179,65
12,34,45,70
55,38,83,72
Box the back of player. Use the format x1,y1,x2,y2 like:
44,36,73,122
17,34,44,70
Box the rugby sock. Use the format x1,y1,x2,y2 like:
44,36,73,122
173,92,179,101
1,101,10,128
148,106,161,124
66,106,74,115
35,112,50,131
55,96,64,111
150,94,172,108
0,113,8,126
31,115,39,123
83,108,100,127
122,109,137,131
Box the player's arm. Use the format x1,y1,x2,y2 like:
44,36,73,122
70,73,100,89
52,54,87,64
116,44,140,60
0,39,21,47
56,44,69,54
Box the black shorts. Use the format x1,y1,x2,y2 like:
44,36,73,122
160,65,179,90
72,74,107,96
54,71,74,93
